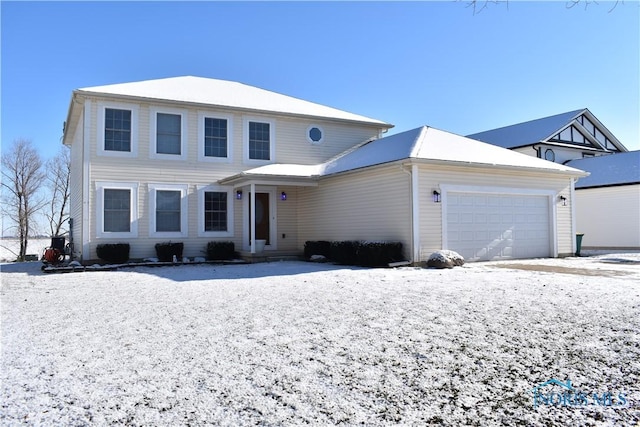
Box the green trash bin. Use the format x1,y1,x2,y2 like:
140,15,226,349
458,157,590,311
575,233,585,256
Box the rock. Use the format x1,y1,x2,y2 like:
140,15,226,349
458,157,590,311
310,254,328,263
427,250,465,269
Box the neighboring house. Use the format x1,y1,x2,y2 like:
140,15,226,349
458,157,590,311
467,108,628,164
62,76,587,263
566,151,640,249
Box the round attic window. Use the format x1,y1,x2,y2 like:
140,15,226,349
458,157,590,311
307,126,323,144
544,149,555,162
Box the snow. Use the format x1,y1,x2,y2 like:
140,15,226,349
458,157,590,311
78,76,391,127
2,253,639,425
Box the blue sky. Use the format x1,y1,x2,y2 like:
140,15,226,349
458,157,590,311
2,1,639,162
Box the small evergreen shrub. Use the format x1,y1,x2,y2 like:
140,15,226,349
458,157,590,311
303,240,332,259
206,241,236,260
357,241,403,267
330,240,360,265
155,242,184,262
96,243,130,264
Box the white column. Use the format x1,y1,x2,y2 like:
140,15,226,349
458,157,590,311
250,183,256,254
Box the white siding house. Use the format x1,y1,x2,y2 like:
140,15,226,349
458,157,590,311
63,76,587,263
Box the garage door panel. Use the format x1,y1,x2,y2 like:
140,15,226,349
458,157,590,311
446,192,551,261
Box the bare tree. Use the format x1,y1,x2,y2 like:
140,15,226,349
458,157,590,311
44,146,71,237
1,139,46,261
463,0,622,13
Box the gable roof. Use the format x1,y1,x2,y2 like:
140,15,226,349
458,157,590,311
466,108,627,153
76,76,392,127
222,125,588,185
566,151,640,189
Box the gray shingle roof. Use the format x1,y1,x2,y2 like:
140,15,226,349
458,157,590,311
566,151,640,189
466,109,586,149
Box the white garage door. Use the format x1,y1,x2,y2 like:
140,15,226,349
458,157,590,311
446,192,551,261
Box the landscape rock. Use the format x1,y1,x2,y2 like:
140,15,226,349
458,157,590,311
427,250,465,269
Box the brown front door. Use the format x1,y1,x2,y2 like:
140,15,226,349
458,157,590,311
249,192,270,245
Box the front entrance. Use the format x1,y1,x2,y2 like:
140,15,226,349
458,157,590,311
249,192,270,245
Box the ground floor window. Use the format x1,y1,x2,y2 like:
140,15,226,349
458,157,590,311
149,184,188,237
96,181,139,238
198,185,234,237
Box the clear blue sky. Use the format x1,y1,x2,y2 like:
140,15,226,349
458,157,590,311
2,1,639,162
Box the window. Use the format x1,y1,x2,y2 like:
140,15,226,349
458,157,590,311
97,102,138,157
96,182,139,238
197,185,234,237
104,189,131,232
204,192,228,232
249,121,271,160
205,118,228,157
105,109,131,152
544,149,555,162
307,125,324,144
150,108,187,160
156,190,181,232
149,184,188,237
156,113,181,154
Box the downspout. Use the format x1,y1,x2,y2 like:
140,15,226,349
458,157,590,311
82,99,91,262
401,164,420,264
570,177,577,256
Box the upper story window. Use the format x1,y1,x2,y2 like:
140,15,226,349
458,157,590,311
243,117,275,164
96,181,139,238
197,112,233,163
249,121,271,160
150,108,187,160
97,102,139,158
105,109,131,152
307,125,324,144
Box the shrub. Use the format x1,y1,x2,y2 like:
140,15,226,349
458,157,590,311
206,241,235,260
357,241,403,267
96,243,130,264
330,241,360,265
303,241,332,259
155,242,184,262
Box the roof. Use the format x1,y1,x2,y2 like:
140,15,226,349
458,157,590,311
222,125,588,185
76,76,392,127
566,151,640,189
466,109,585,149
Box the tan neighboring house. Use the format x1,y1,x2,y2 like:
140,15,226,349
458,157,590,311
62,76,587,263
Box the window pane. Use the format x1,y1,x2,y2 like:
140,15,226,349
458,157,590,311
204,191,227,232
204,118,228,157
104,109,131,152
249,122,270,160
571,126,585,144
104,189,130,232
581,116,596,136
156,190,181,232
594,128,606,146
157,113,181,154
558,128,571,141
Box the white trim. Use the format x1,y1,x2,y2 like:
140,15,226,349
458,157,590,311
149,183,189,238
243,116,276,165
411,165,420,263
96,181,139,239
306,125,324,144
440,184,557,258
96,101,139,158
242,186,278,251
150,107,188,161
197,112,233,163
196,184,235,238
82,100,92,259
570,178,577,255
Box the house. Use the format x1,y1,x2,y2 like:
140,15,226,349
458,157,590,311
566,151,640,249
466,108,628,164
62,76,587,263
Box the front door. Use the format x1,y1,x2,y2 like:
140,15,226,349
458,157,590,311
249,192,270,245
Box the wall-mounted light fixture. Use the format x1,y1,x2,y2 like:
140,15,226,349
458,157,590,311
559,195,567,206
433,190,441,203
236,190,243,200
281,191,287,201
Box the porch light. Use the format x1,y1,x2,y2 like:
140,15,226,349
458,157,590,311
281,191,287,201
433,190,441,203
236,190,243,200
559,195,567,206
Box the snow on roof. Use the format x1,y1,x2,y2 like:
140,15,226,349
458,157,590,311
78,76,391,127
322,125,587,176
566,151,640,188
466,109,585,149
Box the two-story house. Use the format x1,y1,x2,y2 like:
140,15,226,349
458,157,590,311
62,76,587,263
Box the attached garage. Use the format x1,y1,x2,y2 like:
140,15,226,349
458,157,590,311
444,189,553,261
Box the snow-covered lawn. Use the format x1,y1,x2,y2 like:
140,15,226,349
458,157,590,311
1,253,639,425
